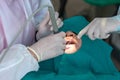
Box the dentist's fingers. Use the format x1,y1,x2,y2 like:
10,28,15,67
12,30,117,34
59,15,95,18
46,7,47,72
50,18,63,31
93,26,100,39
87,21,99,40
57,18,63,28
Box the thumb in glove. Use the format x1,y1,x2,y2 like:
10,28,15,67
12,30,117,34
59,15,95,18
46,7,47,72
36,11,63,40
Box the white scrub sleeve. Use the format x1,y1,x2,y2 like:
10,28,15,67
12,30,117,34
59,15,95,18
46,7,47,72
34,0,53,27
0,44,39,80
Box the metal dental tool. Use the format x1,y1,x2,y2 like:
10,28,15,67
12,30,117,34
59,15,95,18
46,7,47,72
48,6,58,32
0,5,58,62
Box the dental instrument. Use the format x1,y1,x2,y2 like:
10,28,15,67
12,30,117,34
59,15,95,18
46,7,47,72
77,26,89,39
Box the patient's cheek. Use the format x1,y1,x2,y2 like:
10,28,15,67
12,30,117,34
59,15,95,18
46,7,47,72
64,37,82,54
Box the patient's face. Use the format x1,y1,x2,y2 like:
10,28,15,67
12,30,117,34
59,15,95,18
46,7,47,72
64,31,82,54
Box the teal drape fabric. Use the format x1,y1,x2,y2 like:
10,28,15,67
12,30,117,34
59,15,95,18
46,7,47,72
84,0,120,6
22,16,120,80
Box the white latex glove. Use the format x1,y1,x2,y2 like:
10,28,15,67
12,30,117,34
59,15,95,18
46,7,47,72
36,12,63,40
30,32,66,62
83,16,120,40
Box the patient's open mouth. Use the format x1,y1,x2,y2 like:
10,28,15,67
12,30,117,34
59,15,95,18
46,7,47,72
64,31,82,54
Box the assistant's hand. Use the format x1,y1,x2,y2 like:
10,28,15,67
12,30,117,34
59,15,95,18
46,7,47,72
30,32,66,62
36,12,63,40
84,16,120,40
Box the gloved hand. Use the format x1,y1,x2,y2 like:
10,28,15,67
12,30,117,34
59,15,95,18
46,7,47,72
36,12,63,40
83,16,120,40
30,32,66,62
